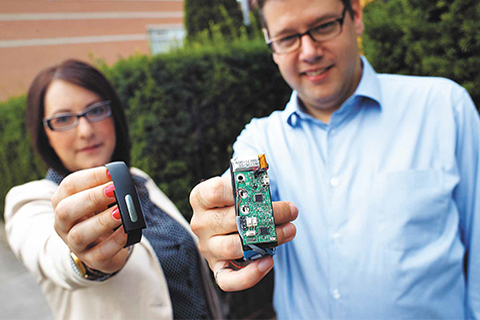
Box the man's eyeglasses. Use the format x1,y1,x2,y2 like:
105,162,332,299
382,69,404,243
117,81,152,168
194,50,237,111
266,6,348,54
43,100,112,132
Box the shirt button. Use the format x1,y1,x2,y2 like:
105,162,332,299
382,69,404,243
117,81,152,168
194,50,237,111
330,177,340,187
332,233,341,240
332,289,341,300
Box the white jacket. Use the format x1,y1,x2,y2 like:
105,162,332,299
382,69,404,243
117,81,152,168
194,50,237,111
4,168,221,320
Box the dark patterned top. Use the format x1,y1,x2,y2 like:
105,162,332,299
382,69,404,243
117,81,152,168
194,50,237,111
46,169,210,319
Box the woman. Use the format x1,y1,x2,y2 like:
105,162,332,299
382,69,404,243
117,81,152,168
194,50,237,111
4,60,221,319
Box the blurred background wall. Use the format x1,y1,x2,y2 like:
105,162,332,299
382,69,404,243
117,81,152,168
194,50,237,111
0,0,185,102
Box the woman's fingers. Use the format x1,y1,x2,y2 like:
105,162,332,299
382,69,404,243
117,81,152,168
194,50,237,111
66,204,123,252
80,226,129,273
50,166,131,273
54,181,116,234
51,166,111,208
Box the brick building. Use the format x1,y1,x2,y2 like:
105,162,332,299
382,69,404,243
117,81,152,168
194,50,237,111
0,0,184,102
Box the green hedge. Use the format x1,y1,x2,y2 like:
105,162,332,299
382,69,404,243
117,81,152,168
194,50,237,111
362,0,480,108
0,39,291,221
0,95,47,217
184,0,243,40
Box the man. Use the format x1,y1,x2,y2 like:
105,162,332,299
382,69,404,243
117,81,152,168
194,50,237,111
189,0,480,318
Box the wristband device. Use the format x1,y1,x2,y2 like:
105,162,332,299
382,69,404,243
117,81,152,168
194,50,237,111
230,154,277,261
105,161,146,247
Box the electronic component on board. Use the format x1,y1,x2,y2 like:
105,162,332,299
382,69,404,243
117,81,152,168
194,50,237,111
230,154,277,261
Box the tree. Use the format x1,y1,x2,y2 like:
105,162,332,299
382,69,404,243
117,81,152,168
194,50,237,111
362,0,480,108
184,0,244,41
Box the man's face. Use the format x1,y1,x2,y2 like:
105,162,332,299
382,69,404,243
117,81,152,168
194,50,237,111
263,0,364,121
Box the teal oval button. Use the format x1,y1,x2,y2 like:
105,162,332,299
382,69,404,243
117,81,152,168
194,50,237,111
125,194,138,223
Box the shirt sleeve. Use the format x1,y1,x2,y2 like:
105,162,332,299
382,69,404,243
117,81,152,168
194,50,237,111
4,181,105,289
452,88,480,318
232,119,265,157
221,119,264,178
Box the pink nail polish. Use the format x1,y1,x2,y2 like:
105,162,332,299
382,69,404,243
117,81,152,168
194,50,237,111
112,208,121,220
104,184,115,198
107,170,111,179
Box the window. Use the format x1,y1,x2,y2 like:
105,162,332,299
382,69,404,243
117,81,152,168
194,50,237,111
147,25,185,54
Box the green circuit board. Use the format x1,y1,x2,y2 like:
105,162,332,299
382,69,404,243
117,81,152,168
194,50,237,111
233,170,277,246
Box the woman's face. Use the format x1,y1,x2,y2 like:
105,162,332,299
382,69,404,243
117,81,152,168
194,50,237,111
44,80,116,172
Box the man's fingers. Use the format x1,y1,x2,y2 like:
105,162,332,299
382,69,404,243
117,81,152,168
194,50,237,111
213,257,274,292
191,205,237,238
204,234,244,261
190,176,233,211
191,200,298,240
273,201,298,225
52,167,111,208
203,221,296,262
276,222,296,245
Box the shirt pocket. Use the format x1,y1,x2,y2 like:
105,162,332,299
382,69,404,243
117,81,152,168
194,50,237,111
373,169,449,251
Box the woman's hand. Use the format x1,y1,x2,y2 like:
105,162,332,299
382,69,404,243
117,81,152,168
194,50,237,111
189,175,298,292
51,166,129,274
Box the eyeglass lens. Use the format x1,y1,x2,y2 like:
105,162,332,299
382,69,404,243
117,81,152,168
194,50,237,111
47,102,111,130
270,7,346,54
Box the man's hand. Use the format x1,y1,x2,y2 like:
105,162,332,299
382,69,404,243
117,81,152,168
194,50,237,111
52,167,129,274
190,175,298,292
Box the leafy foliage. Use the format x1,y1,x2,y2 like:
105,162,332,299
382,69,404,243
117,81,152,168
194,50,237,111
184,0,244,41
362,0,480,107
0,96,47,217
0,39,290,222
108,40,291,219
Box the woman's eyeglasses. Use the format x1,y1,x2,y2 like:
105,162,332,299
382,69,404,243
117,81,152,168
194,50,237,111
43,100,112,132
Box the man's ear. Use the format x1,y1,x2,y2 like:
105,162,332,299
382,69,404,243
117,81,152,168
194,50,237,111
272,53,280,66
351,0,365,36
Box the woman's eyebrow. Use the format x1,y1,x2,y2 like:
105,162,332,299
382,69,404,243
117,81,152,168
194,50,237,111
85,100,103,108
48,109,73,116
47,100,102,116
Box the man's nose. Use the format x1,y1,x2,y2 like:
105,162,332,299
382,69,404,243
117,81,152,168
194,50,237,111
298,34,323,61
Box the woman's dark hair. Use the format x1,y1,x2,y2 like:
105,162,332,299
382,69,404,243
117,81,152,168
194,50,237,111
27,59,131,176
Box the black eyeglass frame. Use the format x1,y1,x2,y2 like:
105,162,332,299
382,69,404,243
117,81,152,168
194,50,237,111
266,6,349,54
43,100,112,132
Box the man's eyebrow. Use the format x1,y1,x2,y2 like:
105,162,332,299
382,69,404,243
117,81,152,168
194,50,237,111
308,13,340,27
271,13,342,38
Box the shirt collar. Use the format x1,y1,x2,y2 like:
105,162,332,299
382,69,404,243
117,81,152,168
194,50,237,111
282,56,382,127
45,168,66,185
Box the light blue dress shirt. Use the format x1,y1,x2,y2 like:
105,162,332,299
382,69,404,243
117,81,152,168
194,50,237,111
231,56,480,319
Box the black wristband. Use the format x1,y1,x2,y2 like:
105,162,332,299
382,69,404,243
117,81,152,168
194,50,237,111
105,161,146,247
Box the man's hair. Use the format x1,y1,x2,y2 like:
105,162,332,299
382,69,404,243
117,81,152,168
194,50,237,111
27,59,131,176
253,0,354,30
